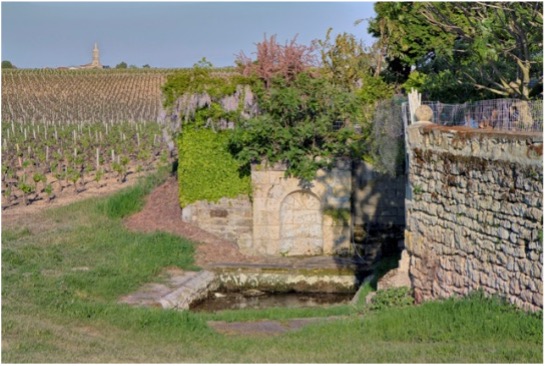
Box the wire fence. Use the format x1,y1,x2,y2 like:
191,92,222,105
402,98,543,133
372,96,407,177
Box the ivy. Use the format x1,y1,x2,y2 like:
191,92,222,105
177,127,251,207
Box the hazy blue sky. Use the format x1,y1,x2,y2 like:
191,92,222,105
2,1,377,69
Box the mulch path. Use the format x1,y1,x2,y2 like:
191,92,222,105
124,176,253,267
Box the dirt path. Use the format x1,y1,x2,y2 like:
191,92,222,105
124,176,251,266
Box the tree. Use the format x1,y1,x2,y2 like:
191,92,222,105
142,64,151,68
317,29,371,90
236,34,317,88
2,60,16,69
368,2,455,87
229,72,360,181
369,2,543,101
115,61,128,69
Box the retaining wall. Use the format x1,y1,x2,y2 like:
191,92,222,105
405,123,543,311
181,195,253,250
181,160,352,257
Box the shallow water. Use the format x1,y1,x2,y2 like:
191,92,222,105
190,290,354,312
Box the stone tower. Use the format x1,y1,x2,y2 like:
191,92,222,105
91,42,101,68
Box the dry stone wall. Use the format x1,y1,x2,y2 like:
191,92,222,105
406,123,543,311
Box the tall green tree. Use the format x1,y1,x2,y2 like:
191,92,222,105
115,61,128,69
369,2,543,101
2,60,17,69
317,29,371,90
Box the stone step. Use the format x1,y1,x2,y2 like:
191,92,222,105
119,269,219,310
160,270,219,310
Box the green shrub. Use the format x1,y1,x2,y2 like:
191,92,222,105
178,127,251,207
229,72,361,181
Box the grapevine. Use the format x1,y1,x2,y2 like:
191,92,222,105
1,69,178,208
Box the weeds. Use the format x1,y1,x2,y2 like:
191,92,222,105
368,287,414,311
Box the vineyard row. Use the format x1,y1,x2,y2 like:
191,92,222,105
2,119,169,209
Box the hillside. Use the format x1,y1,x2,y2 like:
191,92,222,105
1,69,179,123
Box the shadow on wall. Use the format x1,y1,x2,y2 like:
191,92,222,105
341,159,407,284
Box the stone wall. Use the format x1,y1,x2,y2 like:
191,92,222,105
180,160,352,257
406,123,543,311
181,195,253,250
250,160,352,256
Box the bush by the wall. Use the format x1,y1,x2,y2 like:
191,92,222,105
178,127,251,207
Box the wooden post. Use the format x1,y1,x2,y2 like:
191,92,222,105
96,148,100,170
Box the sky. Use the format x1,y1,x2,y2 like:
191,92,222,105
1,1,377,69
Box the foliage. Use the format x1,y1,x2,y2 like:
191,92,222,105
322,207,351,225
368,2,543,101
236,34,317,89
2,60,16,69
177,127,251,207
229,72,361,181
115,61,128,69
316,29,393,158
168,37,393,185
230,31,394,181
368,287,414,311
317,29,373,90
163,61,255,208
161,58,253,110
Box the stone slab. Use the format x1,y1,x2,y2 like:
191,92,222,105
119,268,220,311
208,316,345,336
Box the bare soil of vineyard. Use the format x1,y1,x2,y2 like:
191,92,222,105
2,168,145,221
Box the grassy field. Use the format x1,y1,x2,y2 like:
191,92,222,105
1,169,543,363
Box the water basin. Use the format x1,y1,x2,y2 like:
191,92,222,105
190,289,355,312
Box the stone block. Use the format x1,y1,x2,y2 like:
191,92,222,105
159,270,219,310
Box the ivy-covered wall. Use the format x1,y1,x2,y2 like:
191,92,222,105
177,127,251,207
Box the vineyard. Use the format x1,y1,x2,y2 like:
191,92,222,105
1,69,183,209
2,69,174,123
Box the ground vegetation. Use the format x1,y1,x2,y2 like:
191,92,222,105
1,173,542,363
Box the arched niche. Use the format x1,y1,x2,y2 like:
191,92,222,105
279,190,323,256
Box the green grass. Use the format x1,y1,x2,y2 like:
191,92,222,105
2,169,543,363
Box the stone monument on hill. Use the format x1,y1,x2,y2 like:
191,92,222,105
80,42,103,69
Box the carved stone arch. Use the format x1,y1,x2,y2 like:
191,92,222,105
279,190,323,256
